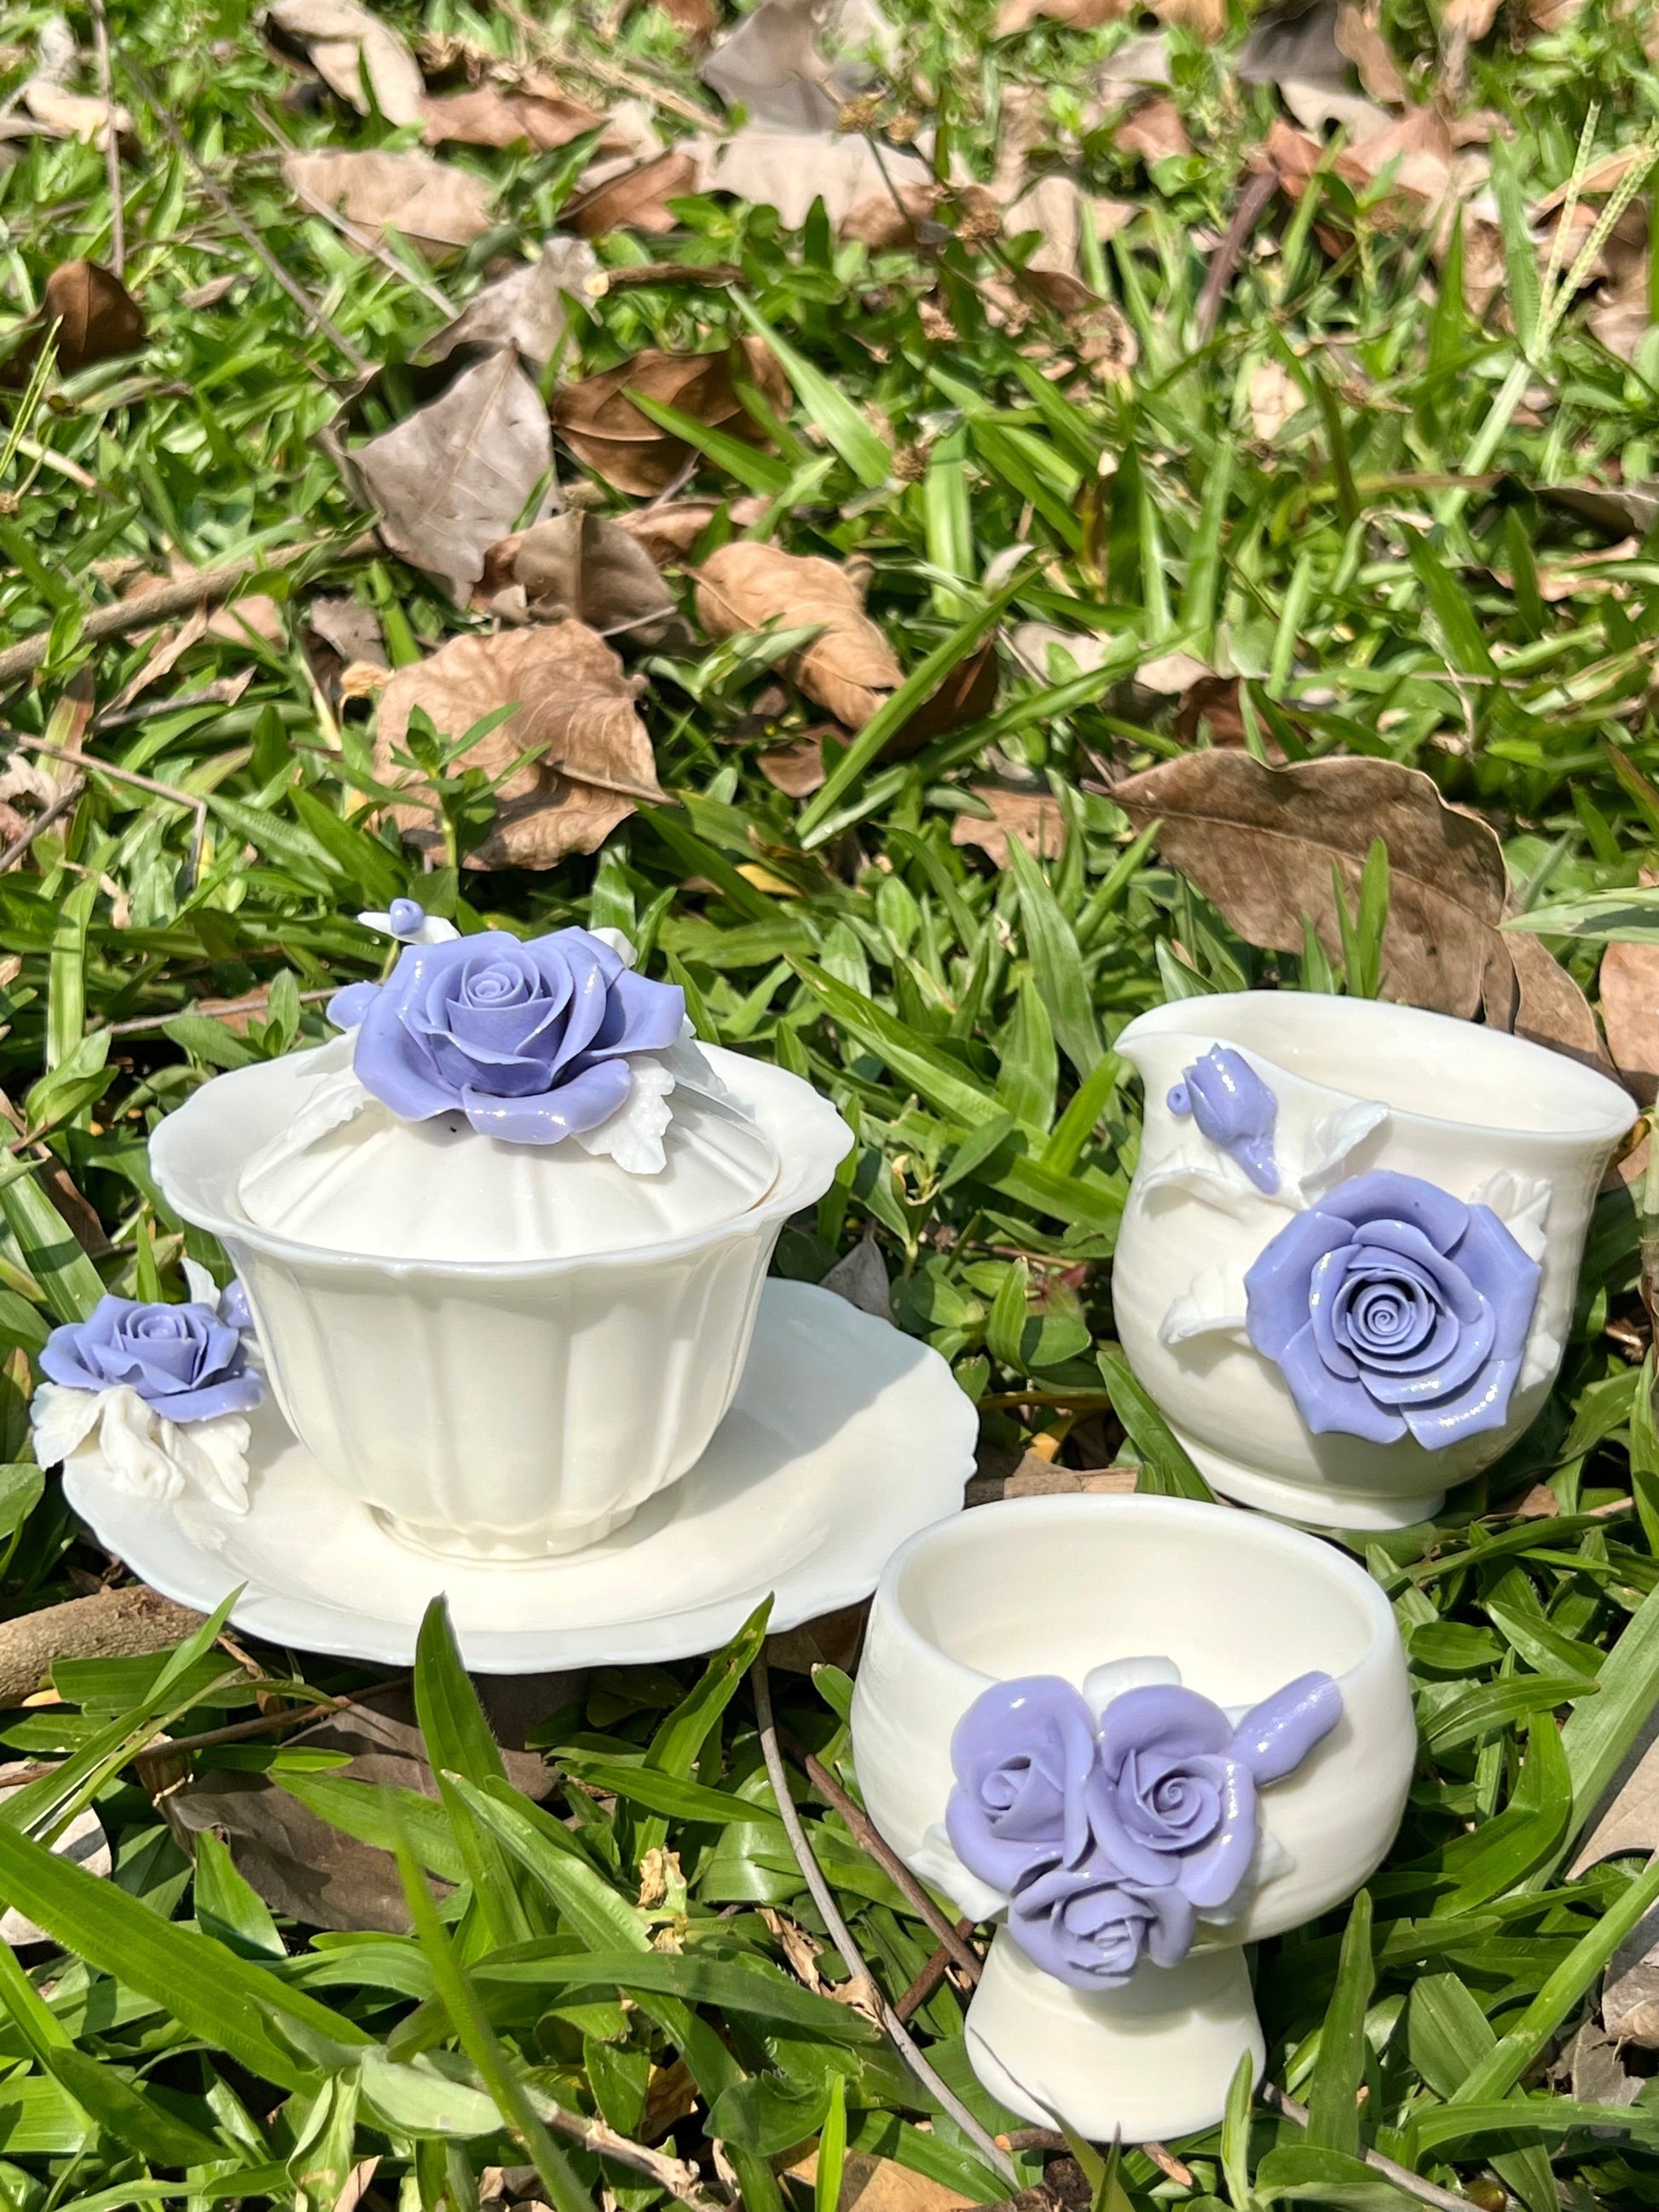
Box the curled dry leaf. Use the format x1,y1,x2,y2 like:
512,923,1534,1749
282,147,494,256
1113,95,1191,163
263,0,425,124
477,512,690,650
951,785,1065,866
757,736,829,795
1115,752,1605,1060
42,259,144,376
354,349,553,604
614,496,766,563
303,595,388,668
374,621,666,869
562,149,701,238
417,238,598,373
552,338,789,497
1599,940,1659,1103
421,77,608,151
695,541,902,730
20,80,132,144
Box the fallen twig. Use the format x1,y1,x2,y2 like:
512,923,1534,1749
752,1657,1020,2188
0,1585,205,1709
1195,168,1280,344
523,2084,730,2209
90,0,124,275
0,783,82,873
0,531,379,691
893,1927,968,2023
803,1748,984,1983
1259,2082,1473,2212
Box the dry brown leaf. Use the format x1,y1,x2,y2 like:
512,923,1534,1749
332,2157,382,2212
1172,673,1250,749
1114,752,1605,1059
354,349,553,604
1442,0,1501,35
42,260,144,375
552,339,789,497
997,0,1127,30
1113,96,1191,164
1598,940,1659,1104
563,149,700,238
785,2151,977,2211
264,0,425,124
884,640,999,759
20,79,131,143
1248,357,1302,442
1337,1,1406,101
821,1228,892,1319
654,0,719,38
951,786,1065,866
686,126,936,238
615,500,726,563
374,622,664,869
1113,753,1506,1017
304,595,387,667
701,0,888,130
1604,1921,1659,2051
421,81,606,150
282,147,494,256
477,512,689,650
1153,0,1224,38
756,737,829,795
418,240,598,373
696,541,901,730
1572,1736,1659,1877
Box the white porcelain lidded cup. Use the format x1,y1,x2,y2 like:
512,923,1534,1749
849,1494,1414,2146
150,914,852,1560
1111,992,1637,1528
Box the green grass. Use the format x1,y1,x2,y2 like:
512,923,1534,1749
3,0,1659,2204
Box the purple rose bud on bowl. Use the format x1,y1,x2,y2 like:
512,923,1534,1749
1007,1857,1196,1990
349,926,685,1146
41,1296,262,1424
1245,1169,1541,1449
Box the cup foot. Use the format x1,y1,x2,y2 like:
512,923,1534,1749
965,1932,1264,2144
1175,1432,1444,1531
373,1500,639,1562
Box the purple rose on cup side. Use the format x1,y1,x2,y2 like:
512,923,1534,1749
41,1296,262,1423
1008,1858,1195,1990
332,926,685,1146
1168,1045,1279,1193
946,1676,1100,1891
1091,1676,1344,1911
1245,1170,1541,1449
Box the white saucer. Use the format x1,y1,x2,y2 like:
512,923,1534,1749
62,1282,974,1671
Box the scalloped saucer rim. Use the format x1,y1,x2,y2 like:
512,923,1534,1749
61,1282,973,1670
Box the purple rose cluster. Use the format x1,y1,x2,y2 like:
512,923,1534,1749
946,1671,1341,1990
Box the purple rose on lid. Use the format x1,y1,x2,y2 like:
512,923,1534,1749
335,926,685,1147
1245,1169,1540,1449
1168,1045,1279,1193
41,1296,262,1424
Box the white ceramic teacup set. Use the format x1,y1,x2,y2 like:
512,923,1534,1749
36,914,1639,2147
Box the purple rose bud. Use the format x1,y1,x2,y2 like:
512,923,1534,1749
1168,1046,1279,1193
41,1296,263,1424
388,898,426,939
346,927,685,1146
1245,1169,1540,1448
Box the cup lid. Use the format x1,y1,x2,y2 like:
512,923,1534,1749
235,1037,781,1263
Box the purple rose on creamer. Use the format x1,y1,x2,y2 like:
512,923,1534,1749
1245,1169,1540,1449
331,926,685,1147
1168,1045,1278,1193
946,1676,1099,1891
41,1296,261,1423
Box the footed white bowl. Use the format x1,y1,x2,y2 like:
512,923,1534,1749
150,1044,851,1558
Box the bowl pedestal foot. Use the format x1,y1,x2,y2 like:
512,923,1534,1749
963,1931,1265,2146
1176,1431,1446,1532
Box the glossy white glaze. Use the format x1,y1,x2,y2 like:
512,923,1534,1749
1114,994,1635,1528
849,1494,1413,2142
151,1045,851,1556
